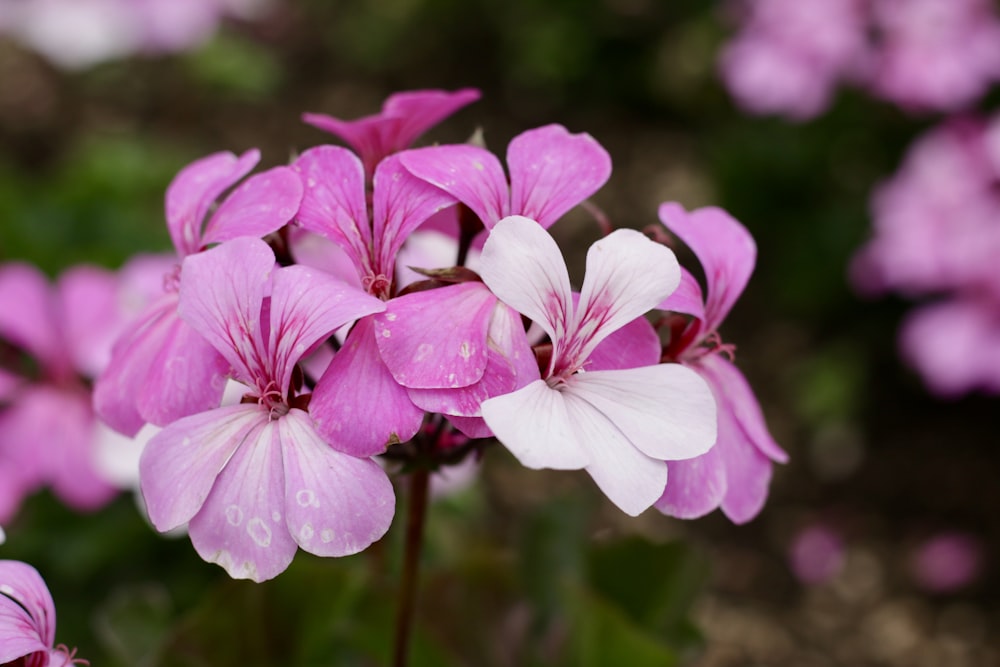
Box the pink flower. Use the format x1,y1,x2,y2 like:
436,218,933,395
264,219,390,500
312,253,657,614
95,149,302,436
303,88,481,179
0,560,85,666
788,525,845,585
140,237,394,582
909,531,983,593
654,203,787,524
479,216,717,516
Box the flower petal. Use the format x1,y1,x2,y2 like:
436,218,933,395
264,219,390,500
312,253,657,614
400,145,509,228
201,166,302,246
717,416,774,525
0,560,55,662
479,215,572,346
481,380,588,470
279,410,394,557
381,88,480,151
0,262,62,372
574,228,680,362
310,317,425,457
562,364,717,461
586,314,661,372
407,345,516,416
507,124,612,227
374,283,495,388
165,149,259,256
658,202,756,333
140,404,265,532
56,265,123,379
188,420,297,582
292,146,371,274
654,445,727,520
657,266,705,322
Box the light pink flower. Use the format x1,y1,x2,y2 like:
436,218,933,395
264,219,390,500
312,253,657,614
0,560,85,666
95,149,302,436
479,216,717,516
140,237,394,582
788,524,845,585
303,88,480,179
909,531,983,593
654,203,787,524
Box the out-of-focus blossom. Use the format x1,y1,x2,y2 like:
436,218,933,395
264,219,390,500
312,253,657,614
655,203,787,524
909,531,983,593
852,116,1000,395
0,559,85,666
0,0,271,70
788,524,846,585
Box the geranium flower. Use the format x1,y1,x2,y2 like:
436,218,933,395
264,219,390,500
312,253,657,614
0,560,85,666
654,203,787,524
139,237,394,582
479,216,717,516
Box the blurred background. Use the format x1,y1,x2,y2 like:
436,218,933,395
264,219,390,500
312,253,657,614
0,0,997,665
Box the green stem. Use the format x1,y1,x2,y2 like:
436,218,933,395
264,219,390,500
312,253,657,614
392,466,431,667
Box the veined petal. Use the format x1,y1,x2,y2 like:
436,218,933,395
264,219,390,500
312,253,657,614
0,263,62,373
140,404,265,532
574,228,680,362
268,264,385,391
561,391,668,516
302,113,393,177
586,314,661,372
372,155,457,278
188,420,297,582
657,266,705,323
698,353,786,463
717,408,773,525
201,166,303,246
374,283,495,388
381,88,480,150
481,380,588,470
279,410,394,557
507,124,612,228
165,149,259,256
292,146,372,273
655,445,727,520
563,364,717,461
658,202,756,333
310,317,425,457
399,145,509,228
0,560,55,662
479,215,572,346
179,238,276,384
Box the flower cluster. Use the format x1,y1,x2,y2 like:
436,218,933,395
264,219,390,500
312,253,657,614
720,0,1000,119
851,115,1000,395
1,88,784,584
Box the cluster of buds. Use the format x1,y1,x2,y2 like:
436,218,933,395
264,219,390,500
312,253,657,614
0,89,784,584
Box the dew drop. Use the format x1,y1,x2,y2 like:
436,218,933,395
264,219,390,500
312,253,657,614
300,523,314,542
225,505,244,526
320,529,335,543
271,511,281,522
296,489,318,508
247,518,272,547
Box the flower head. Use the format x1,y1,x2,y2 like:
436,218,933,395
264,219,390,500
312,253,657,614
0,560,85,666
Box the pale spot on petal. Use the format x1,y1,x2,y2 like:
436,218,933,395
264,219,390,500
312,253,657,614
225,505,243,526
247,517,272,547
320,528,335,543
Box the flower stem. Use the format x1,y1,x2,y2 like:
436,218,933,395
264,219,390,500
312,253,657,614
392,466,430,667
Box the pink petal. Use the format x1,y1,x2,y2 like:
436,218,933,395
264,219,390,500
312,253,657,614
407,345,516,416
278,410,394,556
178,238,276,384
574,228,680,363
586,314,661,371
0,560,55,662
287,227,363,288
188,420,298,582
374,283,495,388
698,353,787,463
310,317,425,457
139,404,266,532
445,415,494,439
165,149,259,256
717,417,774,525
657,266,706,322
292,146,372,274
268,264,385,392
481,380,588,470
302,113,394,177
0,263,63,374
372,155,457,277
563,364,717,461
479,215,572,345
658,202,756,333
507,124,612,227
56,264,122,379
399,145,509,228
488,301,540,389
381,88,481,151
201,166,303,246
654,445,727,520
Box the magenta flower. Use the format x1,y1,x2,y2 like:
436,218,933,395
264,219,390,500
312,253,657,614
788,524,845,585
909,531,983,593
478,216,717,516
95,149,302,436
0,560,84,666
303,88,480,179
140,237,394,582
654,203,787,524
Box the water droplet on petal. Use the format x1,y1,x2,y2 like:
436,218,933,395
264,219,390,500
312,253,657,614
247,518,272,547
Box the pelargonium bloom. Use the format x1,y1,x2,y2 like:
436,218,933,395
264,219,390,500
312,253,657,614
654,203,787,524
95,148,302,436
303,88,480,179
479,216,717,516
0,560,84,666
140,237,394,582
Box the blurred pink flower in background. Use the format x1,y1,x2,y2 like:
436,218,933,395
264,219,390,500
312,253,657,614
909,531,984,593
0,0,271,69
788,524,846,585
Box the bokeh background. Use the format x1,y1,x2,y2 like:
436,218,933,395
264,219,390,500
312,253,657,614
0,0,997,665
